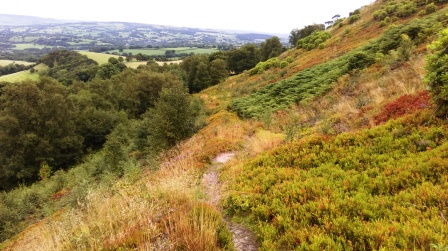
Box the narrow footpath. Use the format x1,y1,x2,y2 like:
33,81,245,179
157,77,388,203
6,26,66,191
202,153,258,251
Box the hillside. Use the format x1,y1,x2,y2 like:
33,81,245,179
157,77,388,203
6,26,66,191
1,0,448,250
0,14,74,26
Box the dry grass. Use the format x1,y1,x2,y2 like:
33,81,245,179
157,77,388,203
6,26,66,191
244,129,285,156
0,60,35,66
265,53,428,135
2,1,437,249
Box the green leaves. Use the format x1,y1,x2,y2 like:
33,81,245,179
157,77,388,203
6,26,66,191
425,28,448,117
139,84,204,152
0,78,83,190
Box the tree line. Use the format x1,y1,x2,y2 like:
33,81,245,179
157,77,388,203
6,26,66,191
0,35,284,190
0,55,204,190
0,63,35,76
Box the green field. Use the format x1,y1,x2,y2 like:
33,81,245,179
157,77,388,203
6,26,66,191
78,51,121,65
0,64,48,82
12,43,49,50
0,60,35,66
79,51,183,67
124,61,146,69
107,47,218,56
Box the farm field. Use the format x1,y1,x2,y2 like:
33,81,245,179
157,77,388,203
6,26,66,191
11,43,51,50
0,64,47,82
107,47,218,56
0,60,35,66
78,51,121,65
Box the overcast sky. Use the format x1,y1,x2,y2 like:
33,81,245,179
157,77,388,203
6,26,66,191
1,0,374,34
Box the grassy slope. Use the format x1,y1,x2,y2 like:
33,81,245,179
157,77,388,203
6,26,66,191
2,1,448,250
77,51,121,65
0,64,48,82
0,60,35,66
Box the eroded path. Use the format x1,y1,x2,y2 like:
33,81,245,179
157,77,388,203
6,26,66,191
202,153,258,251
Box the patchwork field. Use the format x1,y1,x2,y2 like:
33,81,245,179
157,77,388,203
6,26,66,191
107,47,218,56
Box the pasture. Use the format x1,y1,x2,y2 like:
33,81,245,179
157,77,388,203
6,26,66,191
12,43,49,50
78,51,121,65
0,64,48,82
107,47,218,56
0,60,35,66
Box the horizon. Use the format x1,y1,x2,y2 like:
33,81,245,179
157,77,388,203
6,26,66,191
1,0,374,34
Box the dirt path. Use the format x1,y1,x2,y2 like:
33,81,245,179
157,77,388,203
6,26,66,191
202,153,258,251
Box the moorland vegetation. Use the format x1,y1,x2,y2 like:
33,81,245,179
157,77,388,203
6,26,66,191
1,0,448,250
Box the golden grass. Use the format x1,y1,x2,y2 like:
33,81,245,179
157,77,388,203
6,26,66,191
2,2,437,250
244,129,285,156
0,60,35,66
78,51,120,65
0,64,48,83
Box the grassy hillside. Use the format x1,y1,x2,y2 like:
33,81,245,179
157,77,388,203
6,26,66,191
77,51,121,65
0,64,48,82
0,60,35,66
1,0,448,250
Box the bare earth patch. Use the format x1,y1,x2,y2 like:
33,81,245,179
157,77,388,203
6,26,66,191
202,152,258,251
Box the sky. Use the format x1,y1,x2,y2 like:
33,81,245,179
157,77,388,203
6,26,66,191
1,0,375,34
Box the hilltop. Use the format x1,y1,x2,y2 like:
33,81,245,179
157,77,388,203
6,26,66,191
1,0,448,250
0,14,77,26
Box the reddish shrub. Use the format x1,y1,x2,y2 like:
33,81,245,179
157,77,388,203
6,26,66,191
374,91,431,124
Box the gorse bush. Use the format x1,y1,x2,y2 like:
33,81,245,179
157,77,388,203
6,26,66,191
296,31,331,51
250,57,281,76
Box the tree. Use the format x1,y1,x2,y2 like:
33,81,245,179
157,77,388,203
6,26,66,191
113,70,183,118
208,59,228,85
96,63,121,79
0,78,83,190
260,36,283,61
181,54,209,93
289,24,325,46
39,50,99,84
425,28,448,118
193,62,212,92
227,44,261,74
139,84,204,151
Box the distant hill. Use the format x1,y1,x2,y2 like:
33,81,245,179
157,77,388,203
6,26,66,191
0,14,80,26
0,14,288,61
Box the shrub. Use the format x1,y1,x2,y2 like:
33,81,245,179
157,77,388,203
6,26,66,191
425,28,448,118
348,14,361,24
396,3,417,18
373,10,388,21
280,61,289,68
348,52,374,71
374,91,431,124
250,57,281,76
425,3,438,14
297,31,331,50
224,113,448,250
